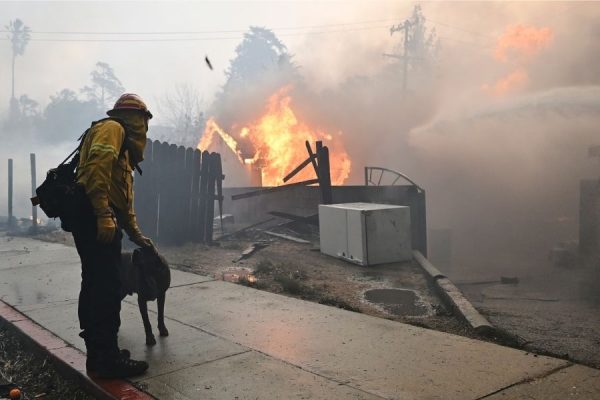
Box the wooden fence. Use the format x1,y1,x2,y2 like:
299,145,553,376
133,139,223,245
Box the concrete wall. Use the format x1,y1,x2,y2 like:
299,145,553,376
221,185,427,255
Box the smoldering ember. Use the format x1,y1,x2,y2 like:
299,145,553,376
1,1,600,399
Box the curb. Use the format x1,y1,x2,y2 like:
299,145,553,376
0,300,155,400
413,250,494,334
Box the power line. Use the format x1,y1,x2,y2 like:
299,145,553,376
0,16,497,51
0,28,496,57
426,18,496,40
3,11,566,46
437,35,493,49
0,13,499,47
0,24,393,42
0,18,400,36
0,36,241,42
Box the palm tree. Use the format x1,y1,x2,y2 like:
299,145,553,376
6,19,31,100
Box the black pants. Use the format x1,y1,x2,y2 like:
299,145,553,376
72,209,123,359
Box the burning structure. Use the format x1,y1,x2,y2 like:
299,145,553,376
198,86,351,187
193,82,427,255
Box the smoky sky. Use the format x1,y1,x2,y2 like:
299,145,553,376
2,2,600,275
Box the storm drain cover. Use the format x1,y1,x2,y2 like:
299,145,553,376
364,288,428,316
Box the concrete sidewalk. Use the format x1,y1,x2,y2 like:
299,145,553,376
1,235,599,400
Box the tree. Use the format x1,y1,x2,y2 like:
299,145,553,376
6,19,31,100
224,27,297,88
3,94,40,130
157,84,205,147
42,89,101,142
18,94,39,119
211,26,300,125
81,62,124,110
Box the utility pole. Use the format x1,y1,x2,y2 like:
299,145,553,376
401,20,410,92
8,159,13,228
30,153,37,232
384,19,412,92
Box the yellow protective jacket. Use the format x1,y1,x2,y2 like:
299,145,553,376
76,119,141,236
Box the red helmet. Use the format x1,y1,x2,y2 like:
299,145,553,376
107,93,153,119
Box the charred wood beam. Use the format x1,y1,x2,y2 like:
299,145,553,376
283,154,317,183
305,140,320,180
316,142,333,204
232,179,319,200
215,217,276,241
268,211,319,226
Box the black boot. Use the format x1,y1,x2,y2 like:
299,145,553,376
94,352,149,379
86,349,132,373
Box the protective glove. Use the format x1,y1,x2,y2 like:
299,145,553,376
123,213,154,248
96,214,117,243
130,233,154,249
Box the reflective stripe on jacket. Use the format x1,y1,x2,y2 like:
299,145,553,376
76,119,136,228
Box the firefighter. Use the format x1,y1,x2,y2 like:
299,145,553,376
73,93,153,378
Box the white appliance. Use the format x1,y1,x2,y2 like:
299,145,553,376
319,202,412,266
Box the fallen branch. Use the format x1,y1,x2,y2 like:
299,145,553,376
234,242,268,263
232,179,319,200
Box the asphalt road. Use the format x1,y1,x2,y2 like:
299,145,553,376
452,262,600,368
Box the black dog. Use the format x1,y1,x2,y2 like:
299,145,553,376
120,247,171,346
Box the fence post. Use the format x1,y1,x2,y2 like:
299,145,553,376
30,153,37,231
8,159,13,228
198,151,210,242
204,153,218,244
316,142,332,204
174,145,187,244
157,142,173,244
184,147,194,240
149,140,161,240
190,149,202,241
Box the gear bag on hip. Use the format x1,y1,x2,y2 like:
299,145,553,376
31,118,131,232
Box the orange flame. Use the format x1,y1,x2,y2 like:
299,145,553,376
199,118,244,164
494,25,553,63
484,24,553,96
483,68,529,96
198,86,351,187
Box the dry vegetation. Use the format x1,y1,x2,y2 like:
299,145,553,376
0,326,93,400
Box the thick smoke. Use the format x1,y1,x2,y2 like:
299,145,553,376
205,2,600,279
406,87,600,272
0,130,75,220
303,2,600,278
3,2,600,285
